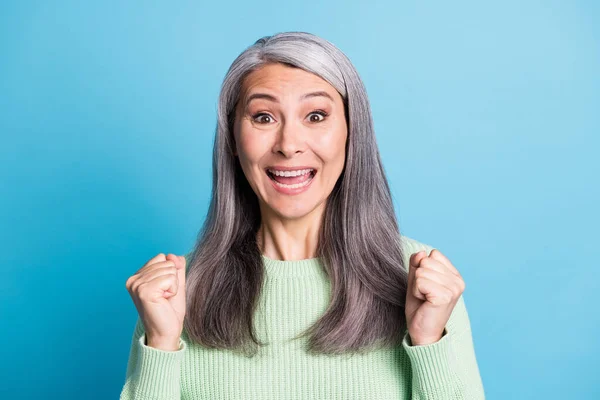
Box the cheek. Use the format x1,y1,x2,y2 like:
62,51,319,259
235,128,271,185
236,125,267,162
313,125,347,163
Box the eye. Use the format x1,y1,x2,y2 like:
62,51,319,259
252,113,275,124
307,110,328,123
251,110,328,124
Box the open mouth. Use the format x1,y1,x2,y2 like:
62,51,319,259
265,168,317,189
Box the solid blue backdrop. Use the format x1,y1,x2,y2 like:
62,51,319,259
1,1,598,399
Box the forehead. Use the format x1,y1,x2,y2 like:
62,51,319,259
239,63,338,101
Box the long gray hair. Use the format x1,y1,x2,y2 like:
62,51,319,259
184,31,408,356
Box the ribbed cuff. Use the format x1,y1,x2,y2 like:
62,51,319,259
402,328,460,392
134,334,186,398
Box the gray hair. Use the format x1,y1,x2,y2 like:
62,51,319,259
184,31,408,356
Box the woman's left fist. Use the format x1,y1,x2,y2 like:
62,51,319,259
405,248,465,346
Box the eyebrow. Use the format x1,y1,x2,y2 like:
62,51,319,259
245,90,334,106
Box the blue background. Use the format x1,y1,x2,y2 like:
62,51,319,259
2,1,598,399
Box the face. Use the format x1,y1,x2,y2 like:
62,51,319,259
233,62,348,221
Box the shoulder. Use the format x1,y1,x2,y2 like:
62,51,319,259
400,234,435,256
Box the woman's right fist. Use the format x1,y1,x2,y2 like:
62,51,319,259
125,253,187,351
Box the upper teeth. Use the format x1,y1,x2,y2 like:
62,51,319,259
268,168,314,177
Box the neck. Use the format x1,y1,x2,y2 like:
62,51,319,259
257,202,325,261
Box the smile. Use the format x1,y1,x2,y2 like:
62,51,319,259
265,167,317,194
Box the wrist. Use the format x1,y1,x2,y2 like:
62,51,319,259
409,329,446,346
145,335,181,351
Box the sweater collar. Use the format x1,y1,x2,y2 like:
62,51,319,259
261,254,327,278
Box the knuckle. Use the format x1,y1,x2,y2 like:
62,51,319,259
134,281,147,293
137,285,150,299
137,292,148,303
449,285,459,298
414,279,423,293
430,297,442,306
442,290,453,303
155,261,174,270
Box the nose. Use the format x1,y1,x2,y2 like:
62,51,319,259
272,119,306,157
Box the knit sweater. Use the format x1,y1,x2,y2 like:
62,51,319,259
119,236,485,399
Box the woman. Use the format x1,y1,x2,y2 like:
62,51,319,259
121,31,485,399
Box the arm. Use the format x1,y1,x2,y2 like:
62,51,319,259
400,237,485,399
119,317,187,400
402,294,485,399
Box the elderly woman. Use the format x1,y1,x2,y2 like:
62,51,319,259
121,31,485,399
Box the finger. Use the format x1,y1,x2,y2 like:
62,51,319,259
409,250,428,270
166,253,180,267
137,260,176,276
135,253,168,275
408,250,428,292
411,278,427,301
418,255,466,296
137,274,179,302
136,265,178,287
414,276,453,306
419,257,454,277
128,260,176,290
165,254,187,297
130,267,177,296
154,273,179,297
414,266,457,294
177,255,187,289
429,249,461,278
146,253,168,268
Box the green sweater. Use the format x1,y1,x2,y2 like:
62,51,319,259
119,236,485,399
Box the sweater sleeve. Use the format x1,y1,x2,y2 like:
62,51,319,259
119,317,187,400
400,236,485,399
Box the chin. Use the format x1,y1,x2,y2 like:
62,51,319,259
263,197,323,221
272,204,315,220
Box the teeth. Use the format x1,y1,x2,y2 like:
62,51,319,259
267,168,314,177
272,173,314,189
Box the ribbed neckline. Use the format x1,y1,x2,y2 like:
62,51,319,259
261,254,327,278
